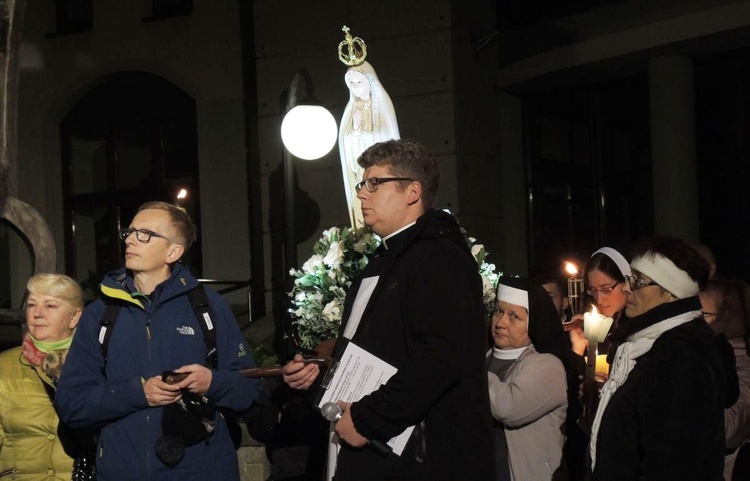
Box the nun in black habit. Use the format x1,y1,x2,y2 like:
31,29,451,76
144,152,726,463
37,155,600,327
487,277,579,481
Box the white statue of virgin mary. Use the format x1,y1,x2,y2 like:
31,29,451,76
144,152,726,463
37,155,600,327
338,27,400,227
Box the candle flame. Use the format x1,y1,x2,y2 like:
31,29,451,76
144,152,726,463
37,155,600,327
590,305,598,315
565,262,578,276
177,189,188,200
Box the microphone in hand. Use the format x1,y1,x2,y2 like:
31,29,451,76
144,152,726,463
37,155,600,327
321,402,392,456
321,401,344,422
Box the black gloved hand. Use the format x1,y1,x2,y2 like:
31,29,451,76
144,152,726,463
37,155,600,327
155,371,217,467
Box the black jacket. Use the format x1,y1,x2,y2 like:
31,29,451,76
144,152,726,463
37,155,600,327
333,209,495,481
592,300,735,481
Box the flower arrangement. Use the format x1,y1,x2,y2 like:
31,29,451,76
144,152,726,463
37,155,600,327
289,226,501,349
468,237,502,314
288,226,381,349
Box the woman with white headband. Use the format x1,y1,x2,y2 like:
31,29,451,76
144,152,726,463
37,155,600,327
566,247,632,357
487,277,577,481
589,236,738,481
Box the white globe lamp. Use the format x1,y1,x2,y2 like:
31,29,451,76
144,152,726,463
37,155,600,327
281,105,337,160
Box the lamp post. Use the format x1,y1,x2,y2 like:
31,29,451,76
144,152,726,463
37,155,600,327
279,69,337,293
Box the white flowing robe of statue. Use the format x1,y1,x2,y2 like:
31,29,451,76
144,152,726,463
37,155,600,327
339,61,400,228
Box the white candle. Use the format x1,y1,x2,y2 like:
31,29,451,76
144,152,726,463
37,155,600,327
583,306,614,343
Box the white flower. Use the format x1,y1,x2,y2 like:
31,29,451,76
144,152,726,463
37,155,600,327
324,241,345,268
292,229,371,346
322,301,342,323
482,274,495,294
323,227,340,241
471,244,483,258
302,254,324,274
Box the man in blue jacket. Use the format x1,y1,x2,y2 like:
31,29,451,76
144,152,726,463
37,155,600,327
57,201,258,481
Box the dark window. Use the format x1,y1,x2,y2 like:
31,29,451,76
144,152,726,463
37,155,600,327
524,75,652,274
695,50,750,280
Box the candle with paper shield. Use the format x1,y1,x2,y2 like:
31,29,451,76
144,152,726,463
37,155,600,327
581,305,614,419
583,306,614,343
565,262,585,315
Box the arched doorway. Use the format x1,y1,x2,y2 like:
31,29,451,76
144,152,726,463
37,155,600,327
60,71,201,300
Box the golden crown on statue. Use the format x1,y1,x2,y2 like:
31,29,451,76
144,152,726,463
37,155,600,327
338,26,367,66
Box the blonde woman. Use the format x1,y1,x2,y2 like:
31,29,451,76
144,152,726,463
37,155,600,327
0,274,85,480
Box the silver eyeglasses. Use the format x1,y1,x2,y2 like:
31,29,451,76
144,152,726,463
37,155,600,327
625,275,659,291
119,228,179,245
355,177,414,193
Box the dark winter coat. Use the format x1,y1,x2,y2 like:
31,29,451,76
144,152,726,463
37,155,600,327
333,209,495,481
591,304,734,481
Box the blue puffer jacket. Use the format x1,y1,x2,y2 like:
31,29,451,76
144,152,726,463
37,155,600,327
56,264,259,481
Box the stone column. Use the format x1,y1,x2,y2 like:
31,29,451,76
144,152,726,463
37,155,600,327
648,56,699,241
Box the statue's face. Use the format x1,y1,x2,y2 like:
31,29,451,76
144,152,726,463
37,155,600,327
346,70,370,100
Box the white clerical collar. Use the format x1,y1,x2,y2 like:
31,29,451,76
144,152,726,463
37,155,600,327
492,346,528,360
382,221,417,249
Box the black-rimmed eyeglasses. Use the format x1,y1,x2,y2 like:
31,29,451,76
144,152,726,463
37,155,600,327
625,275,659,291
355,177,414,193
119,228,179,245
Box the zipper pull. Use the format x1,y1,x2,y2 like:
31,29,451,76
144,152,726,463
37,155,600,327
146,322,152,340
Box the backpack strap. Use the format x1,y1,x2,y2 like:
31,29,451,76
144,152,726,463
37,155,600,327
187,284,218,369
99,303,122,365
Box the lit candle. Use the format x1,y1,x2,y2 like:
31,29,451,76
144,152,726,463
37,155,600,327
565,261,585,315
583,306,614,343
582,305,615,419
175,188,188,207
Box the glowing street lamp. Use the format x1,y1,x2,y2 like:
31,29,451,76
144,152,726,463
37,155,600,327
281,105,337,160
279,69,337,276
